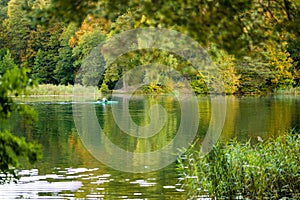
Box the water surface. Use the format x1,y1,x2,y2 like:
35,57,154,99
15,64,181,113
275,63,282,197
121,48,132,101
0,95,299,199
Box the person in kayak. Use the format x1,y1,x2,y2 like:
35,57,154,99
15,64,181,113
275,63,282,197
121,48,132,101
102,97,108,102
96,97,107,103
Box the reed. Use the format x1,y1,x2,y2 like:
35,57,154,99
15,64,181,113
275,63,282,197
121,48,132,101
177,131,300,199
24,84,101,96
274,86,300,95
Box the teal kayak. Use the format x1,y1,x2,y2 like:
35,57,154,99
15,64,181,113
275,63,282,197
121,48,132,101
96,100,118,104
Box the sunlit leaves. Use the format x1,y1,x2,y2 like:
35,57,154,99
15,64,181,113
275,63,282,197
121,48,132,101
266,42,296,89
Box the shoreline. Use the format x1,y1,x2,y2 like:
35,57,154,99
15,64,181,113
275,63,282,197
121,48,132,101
19,84,300,97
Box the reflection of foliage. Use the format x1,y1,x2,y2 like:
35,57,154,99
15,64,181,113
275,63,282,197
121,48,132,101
102,96,179,152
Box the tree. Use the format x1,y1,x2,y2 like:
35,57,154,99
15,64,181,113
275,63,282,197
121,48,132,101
287,38,300,86
4,0,32,64
25,24,51,71
0,0,9,50
55,24,77,85
0,55,42,184
32,49,48,83
206,45,241,94
31,24,63,84
72,27,106,86
101,11,185,91
0,50,16,75
266,42,296,90
23,0,54,69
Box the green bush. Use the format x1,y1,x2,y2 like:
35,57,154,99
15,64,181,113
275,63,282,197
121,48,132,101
190,77,209,95
177,131,300,199
143,83,170,94
100,82,110,94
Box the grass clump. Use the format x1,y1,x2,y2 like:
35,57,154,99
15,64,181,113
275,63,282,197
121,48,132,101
177,131,300,199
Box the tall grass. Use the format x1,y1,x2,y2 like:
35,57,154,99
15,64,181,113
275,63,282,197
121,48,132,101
177,131,300,199
25,84,74,95
24,84,101,96
274,86,300,95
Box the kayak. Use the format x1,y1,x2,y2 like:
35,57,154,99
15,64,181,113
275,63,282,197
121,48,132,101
96,100,118,104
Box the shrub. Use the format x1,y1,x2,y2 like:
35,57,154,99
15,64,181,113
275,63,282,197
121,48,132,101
100,82,110,94
143,83,168,94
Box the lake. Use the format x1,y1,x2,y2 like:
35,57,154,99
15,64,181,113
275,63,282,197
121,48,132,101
0,95,299,199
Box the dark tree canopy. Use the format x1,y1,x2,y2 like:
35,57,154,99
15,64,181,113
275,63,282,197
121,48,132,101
37,0,300,57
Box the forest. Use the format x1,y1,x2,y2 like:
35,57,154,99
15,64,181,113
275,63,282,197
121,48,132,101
0,0,300,95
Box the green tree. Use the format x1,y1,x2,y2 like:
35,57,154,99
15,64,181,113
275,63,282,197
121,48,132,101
31,24,63,84
101,11,138,90
72,27,106,86
209,45,240,94
190,72,209,95
0,0,9,50
4,0,32,64
23,0,300,94
32,49,48,83
287,38,300,85
55,24,77,85
23,0,54,69
0,56,42,184
25,25,51,71
266,42,295,90
102,11,183,91
0,50,15,75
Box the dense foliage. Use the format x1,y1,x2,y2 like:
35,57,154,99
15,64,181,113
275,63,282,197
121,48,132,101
0,50,42,184
0,0,299,95
177,131,300,199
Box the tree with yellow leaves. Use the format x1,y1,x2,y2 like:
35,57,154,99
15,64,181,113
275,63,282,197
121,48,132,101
266,42,296,90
